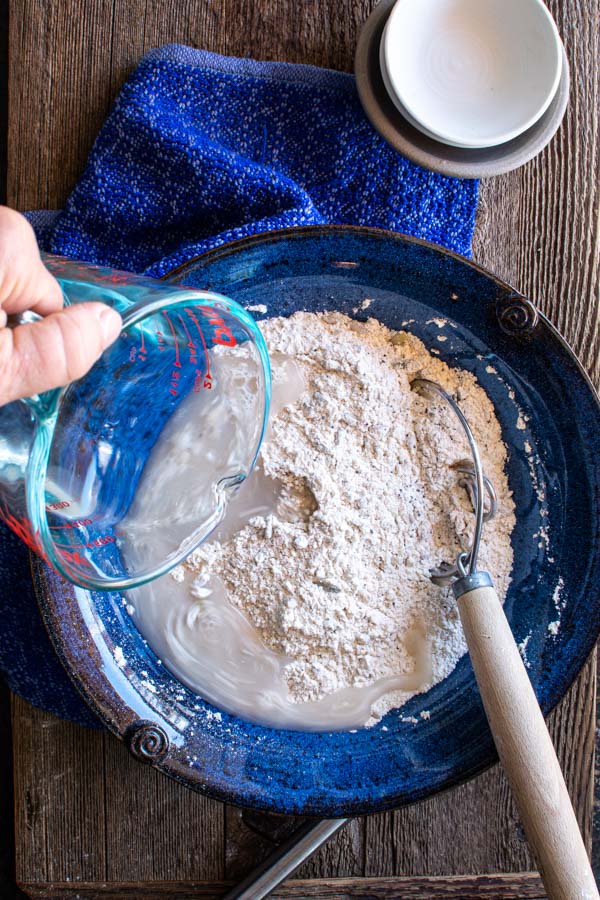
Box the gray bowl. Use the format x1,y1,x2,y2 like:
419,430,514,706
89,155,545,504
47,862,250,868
355,0,570,179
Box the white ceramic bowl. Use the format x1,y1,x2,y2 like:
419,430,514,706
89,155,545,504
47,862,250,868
381,0,563,149
379,34,471,148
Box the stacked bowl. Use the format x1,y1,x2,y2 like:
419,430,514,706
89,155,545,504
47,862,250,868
356,0,569,178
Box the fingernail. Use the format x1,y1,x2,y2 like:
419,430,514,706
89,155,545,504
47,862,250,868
96,307,122,345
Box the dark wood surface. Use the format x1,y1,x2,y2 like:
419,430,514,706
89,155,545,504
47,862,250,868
18,873,550,898
5,0,599,898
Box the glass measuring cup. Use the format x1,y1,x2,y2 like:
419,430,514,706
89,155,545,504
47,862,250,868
0,255,271,590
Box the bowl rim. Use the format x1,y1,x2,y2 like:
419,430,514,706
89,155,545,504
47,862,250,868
167,223,599,420
33,224,600,816
381,0,563,148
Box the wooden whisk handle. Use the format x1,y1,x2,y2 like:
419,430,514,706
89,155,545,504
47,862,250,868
457,583,598,900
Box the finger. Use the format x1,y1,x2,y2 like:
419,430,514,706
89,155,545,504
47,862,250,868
0,207,64,316
8,261,65,317
0,302,122,404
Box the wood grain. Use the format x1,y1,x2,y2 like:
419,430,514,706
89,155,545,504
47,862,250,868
11,655,596,891
19,872,548,899
11,696,226,886
0,0,7,207
364,652,596,878
223,808,365,881
0,681,19,898
7,0,379,211
471,0,599,388
102,731,224,882
12,695,106,884
295,818,364,881
6,0,599,895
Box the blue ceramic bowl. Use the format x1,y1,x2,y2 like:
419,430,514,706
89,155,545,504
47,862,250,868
35,226,600,816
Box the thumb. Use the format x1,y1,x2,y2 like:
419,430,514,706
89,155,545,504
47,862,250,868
0,302,122,404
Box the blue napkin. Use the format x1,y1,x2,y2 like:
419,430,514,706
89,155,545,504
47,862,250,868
40,45,478,268
3,45,479,727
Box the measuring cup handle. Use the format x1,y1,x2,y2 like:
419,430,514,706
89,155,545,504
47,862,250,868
456,581,598,900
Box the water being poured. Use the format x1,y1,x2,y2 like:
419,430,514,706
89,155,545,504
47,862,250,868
126,351,431,731
129,568,431,730
119,347,266,574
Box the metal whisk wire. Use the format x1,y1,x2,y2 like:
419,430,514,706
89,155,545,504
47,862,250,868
411,377,489,579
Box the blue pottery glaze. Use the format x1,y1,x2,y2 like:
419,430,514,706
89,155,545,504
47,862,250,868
35,227,600,816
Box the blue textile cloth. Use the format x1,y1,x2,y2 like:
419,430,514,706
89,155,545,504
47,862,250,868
2,45,479,727
41,46,478,269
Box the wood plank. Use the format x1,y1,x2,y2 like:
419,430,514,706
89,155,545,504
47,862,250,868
102,730,225,882
295,818,364,880
105,2,149,109
141,0,375,71
223,808,365,881
224,808,299,881
18,872,547,898
364,653,596,877
11,698,226,886
0,680,23,900
547,647,597,849
6,0,380,211
11,696,107,884
10,659,594,885
0,0,7,205
471,1,599,386
7,0,116,211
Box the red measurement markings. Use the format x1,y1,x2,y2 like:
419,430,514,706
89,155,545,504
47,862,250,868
178,314,203,392
49,519,93,529
85,535,116,548
163,311,183,396
196,305,237,347
46,500,70,511
130,330,148,364
45,500,98,564
104,272,135,286
58,548,93,568
53,534,115,550
163,311,182,368
177,313,199,367
185,307,213,391
155,329,167,352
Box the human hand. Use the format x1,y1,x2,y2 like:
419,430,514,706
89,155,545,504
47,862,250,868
0,207,122,405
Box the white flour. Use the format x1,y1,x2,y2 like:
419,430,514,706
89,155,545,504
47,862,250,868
157,311,515,726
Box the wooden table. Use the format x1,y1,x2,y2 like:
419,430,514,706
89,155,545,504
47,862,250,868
4,1,599,897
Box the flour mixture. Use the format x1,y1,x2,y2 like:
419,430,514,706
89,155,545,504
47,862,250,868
127,311,515,730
